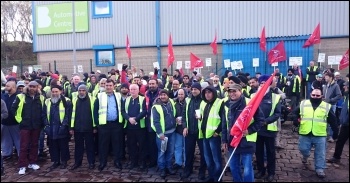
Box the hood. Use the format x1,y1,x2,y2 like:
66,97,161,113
201,86,218,103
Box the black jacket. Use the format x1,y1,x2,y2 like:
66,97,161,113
72,96,94,132
222,95,264,154
175,98,185,134
11,92,44,130
182,94,202,134
121,96,147,130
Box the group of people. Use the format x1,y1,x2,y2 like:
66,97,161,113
1,61,348,182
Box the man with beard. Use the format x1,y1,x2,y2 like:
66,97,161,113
291,88,338,178
92,78,107,97
213,76,224,99
12,81,45,175
145,79,161,168
181,83,207,180
248,77,259,97
1,81,20,160
43,85,72,170
87,75,99,94
65,75,81,99
70,85,97,170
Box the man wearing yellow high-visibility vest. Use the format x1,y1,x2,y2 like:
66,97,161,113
254,75,282,182
198,86,225,182
69,84,97,171
93,79,124,172
42,85,72,171
11,81,45,175
222,84,264,182
291,88,338,178
150,89,177,179
121,84,147,170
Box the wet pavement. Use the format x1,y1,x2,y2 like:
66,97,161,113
1,121,349,182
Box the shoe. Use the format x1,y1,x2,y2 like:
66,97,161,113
2,155,12,161
18,167,26,175
98,164,106,172
327,157,340,164
139,162,146,170
166,168,176,175
160,169,166,178
316,171,326,178
328,137,334,143
89,164,95,170
203,177,214,182
28,164,40,170
70,163,81,170
60,162,67,169
255,171,265,179
1,167,4,176
265,175,275,182
172,164,182,170
49,162,60,170
181,171,191,179
127,163,137,170
114,162,122,170
302,157,308,164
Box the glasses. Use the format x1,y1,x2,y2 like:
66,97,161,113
311,94,321,97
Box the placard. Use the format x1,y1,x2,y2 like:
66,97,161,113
77,65,83,73
12,65,17,73
271,62,278,67
252,58,259,67
328,56,336,65
289,57,303,66
224,59,231,68
176,61,182,69
335,55,343,65
205,58,212,67
153,62,160,69
236,60,243,69
193,68,200,73
185,61,191,69
318,53,326,63
28,66,33,74
231,62,237,70
32,65,42,71
117,63,123,71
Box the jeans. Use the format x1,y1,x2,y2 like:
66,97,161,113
298,135,326,172
229,150,254,182
327,105,337,138
156,132,175,170
333,125,349,159
174,133,185,166
18,129,41,168
1,125,21,157
203,136,222,182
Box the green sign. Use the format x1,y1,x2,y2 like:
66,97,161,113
36,2,89,35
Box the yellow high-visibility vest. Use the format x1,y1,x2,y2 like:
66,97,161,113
299,100,330,136
97,92,123,125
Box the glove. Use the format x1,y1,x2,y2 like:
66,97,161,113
122,64,128,71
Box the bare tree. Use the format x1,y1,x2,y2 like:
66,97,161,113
17,1,32,42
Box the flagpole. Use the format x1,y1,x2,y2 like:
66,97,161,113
171,64,173,75
218,146,238,182
216,54,219,75
129,58,131,68
264,51,268,74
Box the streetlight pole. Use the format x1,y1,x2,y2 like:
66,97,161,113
72,1,77,74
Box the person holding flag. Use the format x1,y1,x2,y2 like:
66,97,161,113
221,84,266,181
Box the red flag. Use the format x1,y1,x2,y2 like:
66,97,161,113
167,34,175,68
298,67,303,79
260,26,266,52
230,72,276,147
190,52,204,70
179,67,184,76
210,31,218,55
339,49,349,70
268,41,286,64
126,35,131,59
303,23,321,48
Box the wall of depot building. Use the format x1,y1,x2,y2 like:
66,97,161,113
37,37,348,79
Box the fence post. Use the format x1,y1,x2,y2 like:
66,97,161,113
20,60,23,76
90,59,93,73
49,63,51,72
54,60,57,71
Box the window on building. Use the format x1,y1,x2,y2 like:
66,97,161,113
93,45,115,67
92,1,112,18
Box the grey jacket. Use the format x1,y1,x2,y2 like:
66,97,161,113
323,81,342,105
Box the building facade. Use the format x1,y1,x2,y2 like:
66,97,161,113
33,1,349,76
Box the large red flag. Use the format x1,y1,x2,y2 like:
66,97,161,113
260,26,266,52
268,41,286,64
339,49,349,70
230,72,276,147
190,52,204,70
210,31,218,55
167,34,175,68
303,23,321,48
126,35,131,59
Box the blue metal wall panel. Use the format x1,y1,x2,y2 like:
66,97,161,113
222,36,313,76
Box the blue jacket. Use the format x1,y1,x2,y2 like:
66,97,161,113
1,92,19,126
340,94,349,126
